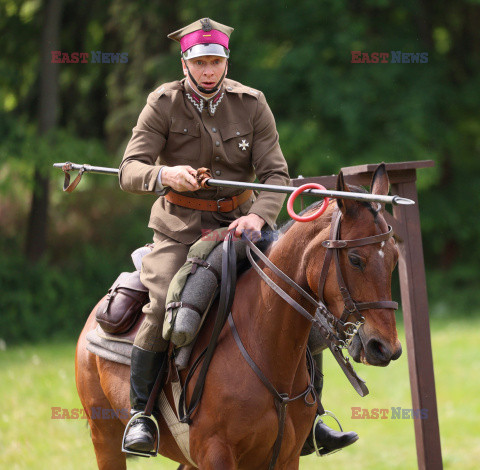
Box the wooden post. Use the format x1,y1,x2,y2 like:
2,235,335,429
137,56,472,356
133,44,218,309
292,160,442,470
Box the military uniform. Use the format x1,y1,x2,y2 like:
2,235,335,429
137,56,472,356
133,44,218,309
119,77,289,351
121,18,357,458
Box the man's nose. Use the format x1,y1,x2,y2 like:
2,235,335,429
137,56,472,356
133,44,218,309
203,65,214,76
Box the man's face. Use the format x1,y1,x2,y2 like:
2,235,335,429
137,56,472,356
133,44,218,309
182,55,228,95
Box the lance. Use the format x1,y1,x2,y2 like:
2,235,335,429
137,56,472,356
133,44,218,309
53,162,414,206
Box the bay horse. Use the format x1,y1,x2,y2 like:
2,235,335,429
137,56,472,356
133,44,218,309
75,165,402,469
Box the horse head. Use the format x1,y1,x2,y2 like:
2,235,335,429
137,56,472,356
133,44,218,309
303,164,402,367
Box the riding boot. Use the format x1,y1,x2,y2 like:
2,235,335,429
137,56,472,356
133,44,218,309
301,352,359,456
122,345,167,455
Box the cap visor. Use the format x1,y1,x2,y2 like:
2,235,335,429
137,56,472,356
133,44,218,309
183,44,229,59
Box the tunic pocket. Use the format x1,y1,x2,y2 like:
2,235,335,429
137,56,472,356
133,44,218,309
219,122,253,164
163,117,201,165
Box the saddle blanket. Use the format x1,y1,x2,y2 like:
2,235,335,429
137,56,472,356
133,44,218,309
85,326,197,467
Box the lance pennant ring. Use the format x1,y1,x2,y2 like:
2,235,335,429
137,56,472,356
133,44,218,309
287,183,330,222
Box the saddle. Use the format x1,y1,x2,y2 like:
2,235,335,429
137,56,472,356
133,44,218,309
86,228,271,366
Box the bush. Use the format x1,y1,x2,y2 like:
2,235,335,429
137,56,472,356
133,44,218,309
0,246,132,345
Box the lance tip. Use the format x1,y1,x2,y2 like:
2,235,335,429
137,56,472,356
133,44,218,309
393,196,415,206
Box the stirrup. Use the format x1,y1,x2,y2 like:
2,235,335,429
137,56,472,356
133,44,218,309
313,410,344,457
121,411,160,457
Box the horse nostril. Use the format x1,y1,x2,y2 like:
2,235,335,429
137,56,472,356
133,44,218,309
366,339,391,363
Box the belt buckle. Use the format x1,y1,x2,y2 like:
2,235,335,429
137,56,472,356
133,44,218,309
216,198,227,212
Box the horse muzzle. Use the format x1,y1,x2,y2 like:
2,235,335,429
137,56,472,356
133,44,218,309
348,329,402,367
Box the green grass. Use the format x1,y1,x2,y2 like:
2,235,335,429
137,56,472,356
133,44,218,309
1,316,479,469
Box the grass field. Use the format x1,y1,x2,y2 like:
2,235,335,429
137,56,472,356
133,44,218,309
1,315,479,469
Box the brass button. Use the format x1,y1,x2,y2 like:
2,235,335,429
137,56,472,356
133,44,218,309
215,156,220,161
215,170,221,176
215,141,220,147
183,128,188,133
236,131,240,136
212,127,217,133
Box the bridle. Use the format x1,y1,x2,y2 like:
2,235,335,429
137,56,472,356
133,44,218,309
316,207,398,349
244,206,398,354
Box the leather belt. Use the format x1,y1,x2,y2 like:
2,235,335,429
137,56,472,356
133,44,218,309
165,189,253,213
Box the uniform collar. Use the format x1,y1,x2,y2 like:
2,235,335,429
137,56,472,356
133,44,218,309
184,79,225,116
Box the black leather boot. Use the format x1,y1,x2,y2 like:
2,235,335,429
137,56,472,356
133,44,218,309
122,345,167,456
311,418,359,455
301,352,359,456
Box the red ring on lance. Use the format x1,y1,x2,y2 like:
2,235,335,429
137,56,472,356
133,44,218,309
287,183,330,222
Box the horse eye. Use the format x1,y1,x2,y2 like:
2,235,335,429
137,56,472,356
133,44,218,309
348,255,364,270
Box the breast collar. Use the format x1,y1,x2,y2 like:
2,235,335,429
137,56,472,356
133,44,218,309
184,80,225,115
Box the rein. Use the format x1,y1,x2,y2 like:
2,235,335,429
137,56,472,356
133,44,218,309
241,207,398,396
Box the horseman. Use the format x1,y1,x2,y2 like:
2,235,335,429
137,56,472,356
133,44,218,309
119,17,357,458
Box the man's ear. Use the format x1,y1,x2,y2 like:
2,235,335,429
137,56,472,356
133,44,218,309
181,58,187,76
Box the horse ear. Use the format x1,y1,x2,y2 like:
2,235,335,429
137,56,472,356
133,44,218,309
336,170,356,215
371,163,390,196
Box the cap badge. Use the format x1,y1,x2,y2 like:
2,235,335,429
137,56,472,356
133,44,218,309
200,18,213,32
239,140,249,151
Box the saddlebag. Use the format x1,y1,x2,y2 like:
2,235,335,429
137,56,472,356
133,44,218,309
95,271,149,334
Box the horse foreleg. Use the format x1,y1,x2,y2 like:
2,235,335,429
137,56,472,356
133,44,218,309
194,438,237,470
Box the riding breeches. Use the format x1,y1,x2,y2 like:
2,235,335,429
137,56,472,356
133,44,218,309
134,230,191,352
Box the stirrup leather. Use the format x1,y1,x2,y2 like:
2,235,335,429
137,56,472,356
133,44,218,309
121,411,160,457
313,410,344,457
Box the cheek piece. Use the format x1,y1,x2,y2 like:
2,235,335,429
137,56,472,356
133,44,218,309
184,61,228,95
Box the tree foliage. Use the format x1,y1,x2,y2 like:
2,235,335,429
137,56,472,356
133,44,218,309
1,0,480,341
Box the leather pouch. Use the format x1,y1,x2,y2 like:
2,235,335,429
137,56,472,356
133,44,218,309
95,271,149,334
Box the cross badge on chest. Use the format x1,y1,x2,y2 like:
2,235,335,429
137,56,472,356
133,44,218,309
238,139,249,151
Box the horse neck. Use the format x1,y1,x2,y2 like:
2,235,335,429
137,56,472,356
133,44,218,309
239,211,332,390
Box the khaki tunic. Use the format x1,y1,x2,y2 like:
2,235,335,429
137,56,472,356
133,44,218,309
119,78,290,350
